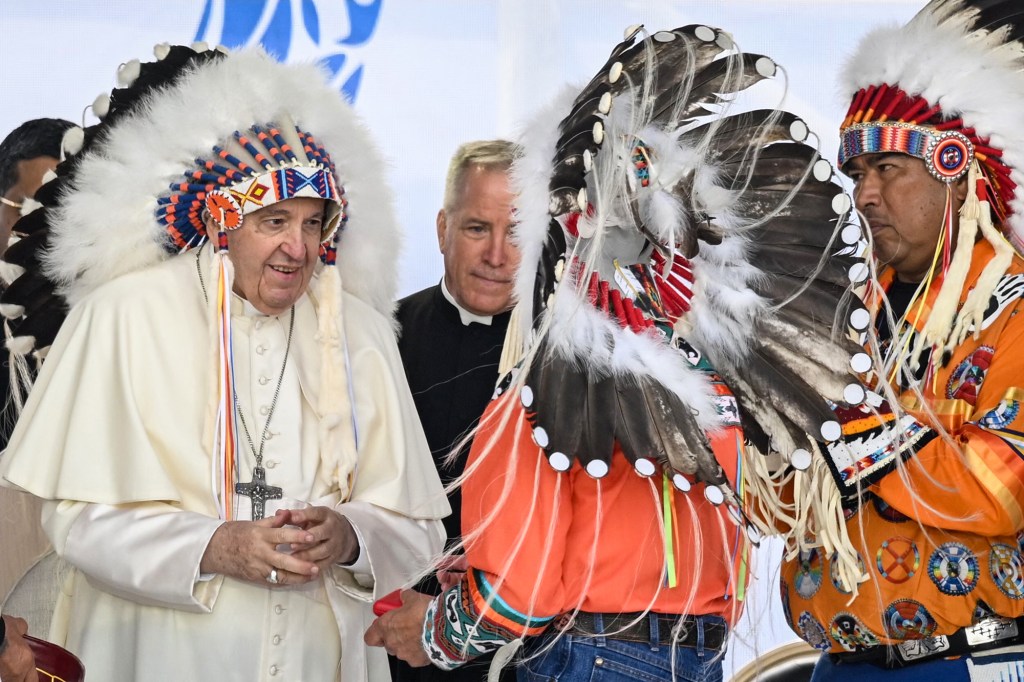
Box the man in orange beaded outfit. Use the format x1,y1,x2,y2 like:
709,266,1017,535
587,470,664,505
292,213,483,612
780,1,1024,679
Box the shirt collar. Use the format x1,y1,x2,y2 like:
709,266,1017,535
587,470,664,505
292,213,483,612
440,278,493,326
232,292,307,318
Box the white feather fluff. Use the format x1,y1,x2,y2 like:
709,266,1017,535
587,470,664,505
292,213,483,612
509,86,579,342
510,57,770,397
544,284,720,431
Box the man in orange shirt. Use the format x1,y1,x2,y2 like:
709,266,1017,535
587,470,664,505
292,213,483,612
367,22,875,682
779,1,1024,679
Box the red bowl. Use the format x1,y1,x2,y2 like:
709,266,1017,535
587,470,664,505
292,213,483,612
25,635,85,682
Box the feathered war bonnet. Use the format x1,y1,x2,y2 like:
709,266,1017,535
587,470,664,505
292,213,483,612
476,24,883,591
0,43,401,519
839,0,1024,372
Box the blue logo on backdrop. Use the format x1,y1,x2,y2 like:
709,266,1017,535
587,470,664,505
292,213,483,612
194,0,384,102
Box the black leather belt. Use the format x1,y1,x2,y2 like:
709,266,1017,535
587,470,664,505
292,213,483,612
558,611,727,650
831,615,1024,668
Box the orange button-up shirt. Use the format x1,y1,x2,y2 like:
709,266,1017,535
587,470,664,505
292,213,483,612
460,396,749,631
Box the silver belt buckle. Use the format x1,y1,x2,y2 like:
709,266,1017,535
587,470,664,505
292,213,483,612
965,617,1019,647
896,635,950,662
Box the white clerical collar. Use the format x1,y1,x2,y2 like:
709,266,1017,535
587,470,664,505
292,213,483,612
233,293,307,318
440,278,493,326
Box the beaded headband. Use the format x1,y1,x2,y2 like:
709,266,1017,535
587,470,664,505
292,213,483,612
156,123,347,252
838,85,1014,223
839,122,975,184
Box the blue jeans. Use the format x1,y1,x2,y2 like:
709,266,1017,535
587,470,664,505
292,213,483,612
517,614,725,682
810,654,970,681
811,649,1024,681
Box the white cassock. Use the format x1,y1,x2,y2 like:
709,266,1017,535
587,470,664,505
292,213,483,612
0,251,450,681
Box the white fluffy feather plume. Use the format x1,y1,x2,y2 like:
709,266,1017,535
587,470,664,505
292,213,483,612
45,48,401,317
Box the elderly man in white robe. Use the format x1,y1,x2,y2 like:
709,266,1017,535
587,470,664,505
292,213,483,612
0,45,448,681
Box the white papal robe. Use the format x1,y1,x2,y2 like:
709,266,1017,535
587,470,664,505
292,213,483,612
0,250,450,681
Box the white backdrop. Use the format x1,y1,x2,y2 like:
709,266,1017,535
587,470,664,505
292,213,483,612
0,0,921,676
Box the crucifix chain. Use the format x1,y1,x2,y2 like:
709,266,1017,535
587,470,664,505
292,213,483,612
234,305,294,519
196,245,295,520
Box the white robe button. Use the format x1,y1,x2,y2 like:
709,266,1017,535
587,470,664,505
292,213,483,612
256,345,266,355
259,376,269,385
260,405,270,416
269,664,279,675
274,605,284,615
273,635,282,645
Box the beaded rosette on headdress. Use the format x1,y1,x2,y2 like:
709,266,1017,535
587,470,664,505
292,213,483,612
0,43,400,520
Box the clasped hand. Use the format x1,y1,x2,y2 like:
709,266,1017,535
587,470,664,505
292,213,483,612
200,506,358,586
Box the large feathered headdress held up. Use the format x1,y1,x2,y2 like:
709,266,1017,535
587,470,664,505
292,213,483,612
839,0,1024,375
458,24,910,597
1,43,400,519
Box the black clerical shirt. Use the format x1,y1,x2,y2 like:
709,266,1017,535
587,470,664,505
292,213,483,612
391,282,513,682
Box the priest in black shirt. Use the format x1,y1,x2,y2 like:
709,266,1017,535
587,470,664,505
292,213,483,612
393,140,521,682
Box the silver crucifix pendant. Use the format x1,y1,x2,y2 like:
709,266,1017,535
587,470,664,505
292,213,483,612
235,466,283,520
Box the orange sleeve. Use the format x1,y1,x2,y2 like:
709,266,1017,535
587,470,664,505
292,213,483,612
875,308,1024,535
460,396,573,626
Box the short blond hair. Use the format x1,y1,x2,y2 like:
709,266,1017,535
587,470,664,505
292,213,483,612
443,139,521,212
